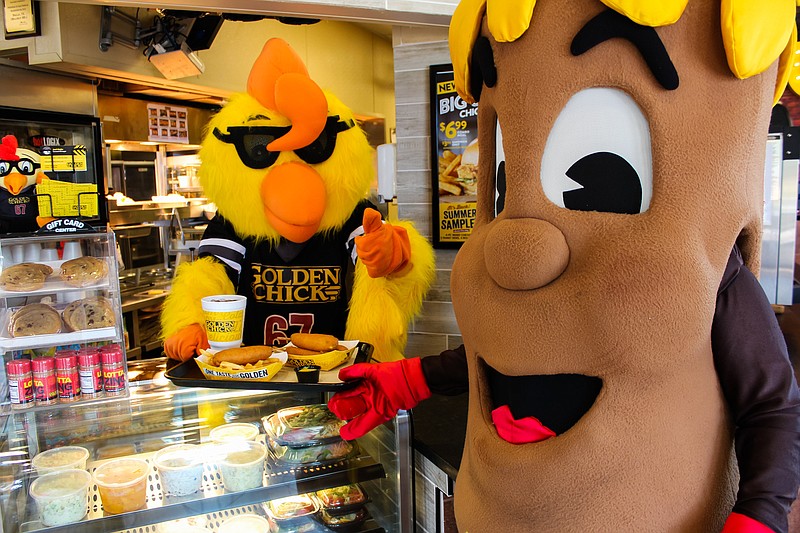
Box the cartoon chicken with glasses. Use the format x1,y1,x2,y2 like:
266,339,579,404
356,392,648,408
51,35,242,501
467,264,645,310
0,135,50,234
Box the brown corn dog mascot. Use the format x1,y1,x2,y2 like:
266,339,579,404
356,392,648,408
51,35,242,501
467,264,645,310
330,0,800,531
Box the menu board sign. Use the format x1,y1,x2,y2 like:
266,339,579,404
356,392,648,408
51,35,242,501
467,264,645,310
429,64,479,248
147,103,189,143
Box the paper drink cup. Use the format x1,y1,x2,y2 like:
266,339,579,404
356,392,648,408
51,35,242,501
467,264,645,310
201,295,247,350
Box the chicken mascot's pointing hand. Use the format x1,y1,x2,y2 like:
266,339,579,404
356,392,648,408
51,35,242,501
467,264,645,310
161,38,435,363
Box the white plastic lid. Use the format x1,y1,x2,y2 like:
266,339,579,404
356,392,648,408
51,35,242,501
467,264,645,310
30,469,91,500
153,444,202,470
93,458,149,488
209,423,259,443
219,441,266,466
32,446,89,473
218,514,269,533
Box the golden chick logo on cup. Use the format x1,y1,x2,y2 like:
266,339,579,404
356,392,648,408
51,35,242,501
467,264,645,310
201,295,247,349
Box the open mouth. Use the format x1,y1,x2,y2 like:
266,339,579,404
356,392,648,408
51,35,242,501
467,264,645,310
483,359,602,440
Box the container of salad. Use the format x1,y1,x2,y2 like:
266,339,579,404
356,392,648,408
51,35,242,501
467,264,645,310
269,438,355,467
269,404,345,447
29,469,91,526
316,508,368,532
314,484,370,515
263,414,355,466
265,494,318,527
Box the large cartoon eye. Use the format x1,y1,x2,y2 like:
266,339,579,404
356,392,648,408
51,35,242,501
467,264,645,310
540,88,652,214
17,159,34,175
0,162,9,177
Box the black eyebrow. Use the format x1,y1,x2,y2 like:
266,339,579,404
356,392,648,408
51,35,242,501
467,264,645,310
246,114,271,122
571,9,679,90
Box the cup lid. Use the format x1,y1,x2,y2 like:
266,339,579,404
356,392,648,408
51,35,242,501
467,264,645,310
93,458,149,487
209,423,259,443
30,469,91,499
32,446,89,470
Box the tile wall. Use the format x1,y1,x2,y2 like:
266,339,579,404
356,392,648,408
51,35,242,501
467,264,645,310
392,27,464,358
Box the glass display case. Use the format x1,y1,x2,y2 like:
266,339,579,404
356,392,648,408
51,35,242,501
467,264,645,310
0,230,128,410
0,363,411,532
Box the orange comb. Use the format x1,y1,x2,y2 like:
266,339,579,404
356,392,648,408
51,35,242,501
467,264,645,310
246,38,328,152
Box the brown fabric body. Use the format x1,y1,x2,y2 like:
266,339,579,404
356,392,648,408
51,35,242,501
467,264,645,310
449,0,776,530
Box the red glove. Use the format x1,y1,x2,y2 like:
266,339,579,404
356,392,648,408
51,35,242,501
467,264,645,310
328,357,432,440
355,208,411,278
721,513,775,533
164,323,209,362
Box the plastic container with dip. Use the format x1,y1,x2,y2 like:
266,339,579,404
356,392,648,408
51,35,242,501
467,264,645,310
209,422,259,443
153,444,204,496
32,446,90,475
29,469,91,526
218,514,270,533
218,441,266,492
93,457,150,514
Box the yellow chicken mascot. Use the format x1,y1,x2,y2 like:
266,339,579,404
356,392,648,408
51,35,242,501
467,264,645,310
161,38,435,363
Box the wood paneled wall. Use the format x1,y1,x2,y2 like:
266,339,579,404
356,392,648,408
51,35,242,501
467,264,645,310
392,27,463,358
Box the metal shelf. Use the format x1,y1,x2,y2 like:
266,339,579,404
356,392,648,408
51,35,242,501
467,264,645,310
20,452,386,533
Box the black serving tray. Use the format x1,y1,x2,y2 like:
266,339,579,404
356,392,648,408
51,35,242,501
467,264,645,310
164,342,373,392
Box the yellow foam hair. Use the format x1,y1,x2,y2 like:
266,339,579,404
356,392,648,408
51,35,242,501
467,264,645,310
487,0,535,43
199,92,374,243
599,0,687,26
449,0,486,104
449,0,793,103
721,0,794,80
346,220,436,362
775,24,797,105
160,257,234,338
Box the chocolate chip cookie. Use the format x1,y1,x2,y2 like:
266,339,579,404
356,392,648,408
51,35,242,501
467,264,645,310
9,303,62,337
0,263,53,292
62,297,115,331
60,257,108,287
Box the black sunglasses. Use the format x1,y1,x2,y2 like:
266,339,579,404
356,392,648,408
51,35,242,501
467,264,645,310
0,158,40,178
213,115,356,169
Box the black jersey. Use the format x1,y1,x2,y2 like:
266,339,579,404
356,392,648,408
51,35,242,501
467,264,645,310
197,201,374,346
0,185,39,234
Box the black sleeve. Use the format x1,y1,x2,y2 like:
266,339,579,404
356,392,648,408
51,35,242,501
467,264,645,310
420,344,469,396
712,247,800,533
196,214,247,289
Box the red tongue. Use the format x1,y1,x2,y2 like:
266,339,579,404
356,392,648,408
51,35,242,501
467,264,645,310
492,405,556,444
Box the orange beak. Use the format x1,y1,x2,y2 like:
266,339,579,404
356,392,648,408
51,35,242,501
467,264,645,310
4,172,27,195
260,162,327,243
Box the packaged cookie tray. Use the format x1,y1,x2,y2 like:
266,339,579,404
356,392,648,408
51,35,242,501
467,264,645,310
0,302,117,350
0,257,112,297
